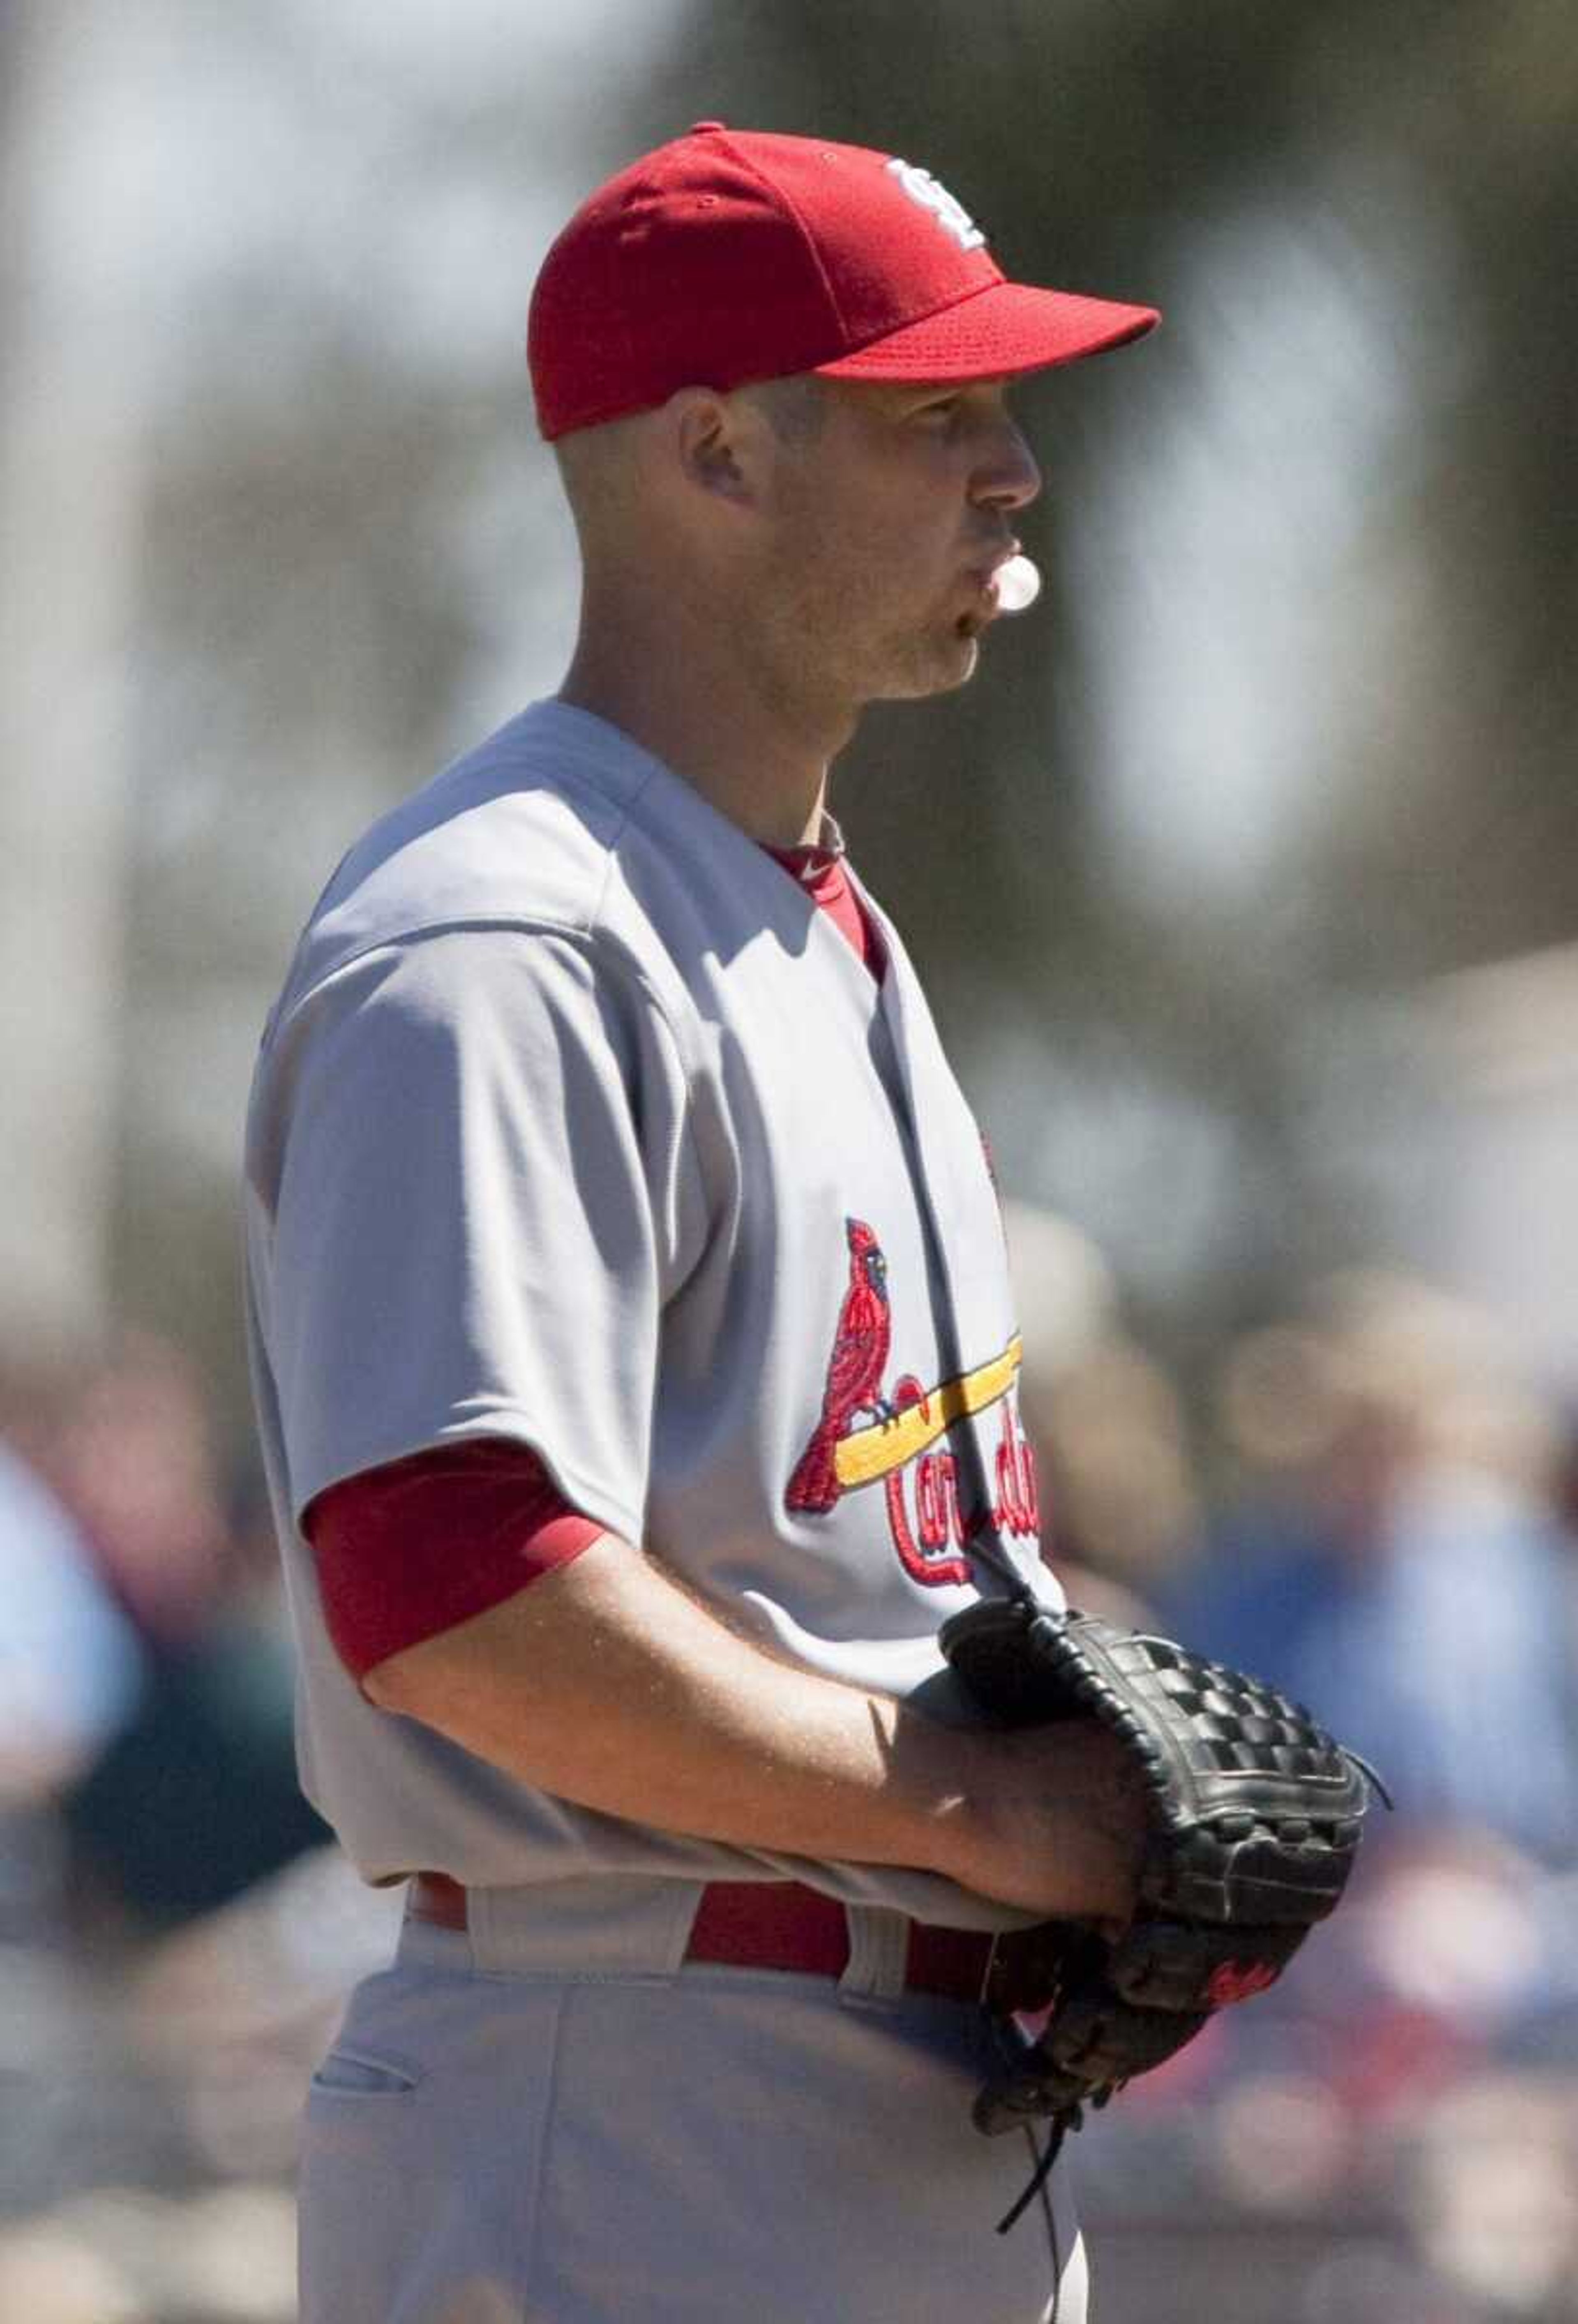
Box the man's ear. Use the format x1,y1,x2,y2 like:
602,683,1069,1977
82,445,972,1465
667,388,766,506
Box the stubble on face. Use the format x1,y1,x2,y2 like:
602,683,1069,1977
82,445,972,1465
742,380,998,721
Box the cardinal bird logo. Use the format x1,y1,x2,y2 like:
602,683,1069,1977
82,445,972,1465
785,1217,894,1514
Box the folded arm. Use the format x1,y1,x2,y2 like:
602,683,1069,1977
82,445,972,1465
363,1529,1145,1925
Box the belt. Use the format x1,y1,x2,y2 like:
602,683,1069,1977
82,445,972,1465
406,1874,997,2003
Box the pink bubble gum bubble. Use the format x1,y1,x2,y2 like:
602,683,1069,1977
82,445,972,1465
994,554,1042,614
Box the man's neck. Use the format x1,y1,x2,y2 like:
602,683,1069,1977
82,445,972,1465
558,621,847,850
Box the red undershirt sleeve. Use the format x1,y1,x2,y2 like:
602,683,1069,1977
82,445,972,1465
303,1438,606,1683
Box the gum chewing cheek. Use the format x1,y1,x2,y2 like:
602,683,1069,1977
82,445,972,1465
994,554,1042,614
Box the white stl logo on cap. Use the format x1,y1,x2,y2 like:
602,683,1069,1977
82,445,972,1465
884,158,987,252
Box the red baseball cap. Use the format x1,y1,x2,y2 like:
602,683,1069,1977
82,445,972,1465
528,122,1159,441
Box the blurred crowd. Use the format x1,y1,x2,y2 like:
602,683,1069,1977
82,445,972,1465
0,1333,324,1945
0,1333,398,2322
1008,1212,1578,2322
3,1249,1578,2320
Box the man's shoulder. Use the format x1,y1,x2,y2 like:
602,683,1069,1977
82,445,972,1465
326,701,646,932
276,702,677,1007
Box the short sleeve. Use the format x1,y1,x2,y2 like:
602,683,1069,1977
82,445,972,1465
249,926,704,1536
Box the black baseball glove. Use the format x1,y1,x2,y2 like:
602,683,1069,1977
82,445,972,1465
940,1599,1382,2192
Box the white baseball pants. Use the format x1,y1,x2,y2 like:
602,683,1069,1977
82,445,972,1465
298,1887,1088,2323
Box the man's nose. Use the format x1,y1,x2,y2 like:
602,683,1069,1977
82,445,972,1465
973,419,1042,513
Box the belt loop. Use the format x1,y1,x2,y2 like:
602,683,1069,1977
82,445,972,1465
838,1904,909,2002
465,1877,700,1976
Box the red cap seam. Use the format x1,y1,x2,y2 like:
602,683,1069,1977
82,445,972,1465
705,125,853,344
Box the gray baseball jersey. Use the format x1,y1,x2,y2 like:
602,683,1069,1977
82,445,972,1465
245,698,1059,1930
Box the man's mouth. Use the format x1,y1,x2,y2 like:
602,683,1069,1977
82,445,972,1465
953,547,1018,629
955,566,1006,639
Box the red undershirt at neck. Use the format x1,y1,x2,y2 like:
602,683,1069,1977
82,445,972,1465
764,843,886,983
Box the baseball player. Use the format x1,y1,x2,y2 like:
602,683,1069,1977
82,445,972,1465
245,124,1158,2323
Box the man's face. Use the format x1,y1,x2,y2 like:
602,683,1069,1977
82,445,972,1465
747,376,1042,713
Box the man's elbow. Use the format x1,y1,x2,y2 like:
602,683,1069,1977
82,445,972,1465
360,1652,411,1712
355,1592,540,1721
359,1628,464,1717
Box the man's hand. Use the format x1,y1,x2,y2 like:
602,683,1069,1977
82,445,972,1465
927,1720,1147,1927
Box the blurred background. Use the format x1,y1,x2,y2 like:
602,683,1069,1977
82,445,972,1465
3,1,1576,2316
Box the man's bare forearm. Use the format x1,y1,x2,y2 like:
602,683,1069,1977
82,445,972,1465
363,1532,1143,1922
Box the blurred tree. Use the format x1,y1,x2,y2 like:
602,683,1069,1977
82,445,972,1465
1,4,147,1348
101,4,689,1425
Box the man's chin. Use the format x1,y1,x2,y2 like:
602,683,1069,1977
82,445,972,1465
932,614,985,691
951,637,982,689
875,633,981,704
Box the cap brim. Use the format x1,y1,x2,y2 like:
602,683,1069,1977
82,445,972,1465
812,277,1158,385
